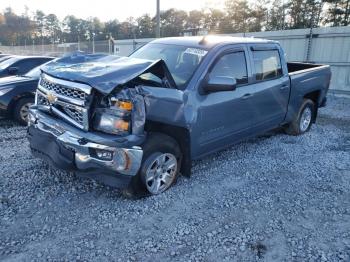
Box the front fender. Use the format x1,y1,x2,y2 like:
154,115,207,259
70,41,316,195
138,86,195,129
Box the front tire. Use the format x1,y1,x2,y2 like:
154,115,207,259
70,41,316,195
14,97,34,125
284,99,315,136
141,152,178,195
122,133,182,198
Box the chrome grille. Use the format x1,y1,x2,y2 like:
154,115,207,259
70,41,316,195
37,93,49,106
62,105,84,124
36,74,92,130
40,77,87,100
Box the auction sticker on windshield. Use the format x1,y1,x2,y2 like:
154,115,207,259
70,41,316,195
184,48,208,57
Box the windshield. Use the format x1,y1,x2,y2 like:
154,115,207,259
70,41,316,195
130,43,208,88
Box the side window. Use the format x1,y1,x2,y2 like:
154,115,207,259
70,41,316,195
210,51,248,85
252,49,282,81
12,59,37,75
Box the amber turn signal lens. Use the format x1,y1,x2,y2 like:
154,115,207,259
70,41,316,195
116,101,132,111
114,119,129,131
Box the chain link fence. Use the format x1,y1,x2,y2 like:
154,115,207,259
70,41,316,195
0,40,112,57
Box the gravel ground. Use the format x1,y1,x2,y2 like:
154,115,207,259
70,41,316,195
0,94,349,262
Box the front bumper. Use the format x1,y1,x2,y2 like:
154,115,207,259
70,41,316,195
27,108,143,188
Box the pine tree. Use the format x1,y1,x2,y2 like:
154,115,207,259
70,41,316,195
266,0,287,30
323,0,350,26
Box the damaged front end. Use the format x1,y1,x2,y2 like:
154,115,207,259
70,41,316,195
27,53,180,188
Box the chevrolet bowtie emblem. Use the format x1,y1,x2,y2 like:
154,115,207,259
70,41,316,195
47,92,57,104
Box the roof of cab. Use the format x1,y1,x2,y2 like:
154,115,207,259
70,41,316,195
150,36,278,50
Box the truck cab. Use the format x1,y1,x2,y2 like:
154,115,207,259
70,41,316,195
27,36,331,197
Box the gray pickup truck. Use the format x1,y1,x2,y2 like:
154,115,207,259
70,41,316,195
27,36,331,197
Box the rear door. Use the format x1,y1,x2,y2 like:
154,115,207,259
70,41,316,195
245,44,290,130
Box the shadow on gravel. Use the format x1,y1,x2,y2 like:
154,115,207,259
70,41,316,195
47,166,134,202
318,116,350,131
329,135,350,152
0,118,17,128
249,242,268,259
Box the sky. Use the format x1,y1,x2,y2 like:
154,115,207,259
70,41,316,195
0,0,225,22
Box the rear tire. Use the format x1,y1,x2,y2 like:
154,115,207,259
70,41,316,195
284,99,315,136
122,133,182,198
13,97,34,126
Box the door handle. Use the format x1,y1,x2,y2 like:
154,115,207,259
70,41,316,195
280,84,289,90
241,93,253,99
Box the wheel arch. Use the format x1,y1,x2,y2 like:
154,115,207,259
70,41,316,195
8,92,35,117
144,121,192,177
303,90,320,122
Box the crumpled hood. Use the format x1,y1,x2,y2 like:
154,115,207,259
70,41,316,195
0,75,35,88
41,52,176,95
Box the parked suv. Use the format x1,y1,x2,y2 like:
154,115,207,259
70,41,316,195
27,36,331,197
0,56,53,78
0,60,54,125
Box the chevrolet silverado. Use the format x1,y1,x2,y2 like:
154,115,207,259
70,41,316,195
27,36,331,197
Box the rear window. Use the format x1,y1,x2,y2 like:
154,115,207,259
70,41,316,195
252,50,282,81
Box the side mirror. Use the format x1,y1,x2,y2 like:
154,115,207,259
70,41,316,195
202,75,237,94
8,67,18,75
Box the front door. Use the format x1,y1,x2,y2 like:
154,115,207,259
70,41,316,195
194,47,256,157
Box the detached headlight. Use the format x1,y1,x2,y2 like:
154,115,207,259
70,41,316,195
93,99,132,135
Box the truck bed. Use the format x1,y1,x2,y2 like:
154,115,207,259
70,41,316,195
287,62,328,75
287,61,331,105
285,61,331,123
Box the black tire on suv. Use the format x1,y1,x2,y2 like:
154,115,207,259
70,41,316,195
14,97,34,126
